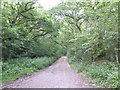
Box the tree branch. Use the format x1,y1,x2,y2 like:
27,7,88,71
76,23,82,32
11,2,35,24
64,14,74,20
32,32,49,39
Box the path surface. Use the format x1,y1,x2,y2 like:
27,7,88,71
4,56,95,88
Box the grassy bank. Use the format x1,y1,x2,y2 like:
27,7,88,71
1,57,56,83
68,57,119,88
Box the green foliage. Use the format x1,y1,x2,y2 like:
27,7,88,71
52,1,119,63
2,57,56,83
64,2,119,88
85,62,119,88
2,1,58,60
1,0,119,88
25,39,61,58
69,57,119,88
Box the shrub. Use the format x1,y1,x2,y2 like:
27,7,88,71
2,57,56,83
69,58,119,88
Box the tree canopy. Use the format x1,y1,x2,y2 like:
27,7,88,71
1,0,119,63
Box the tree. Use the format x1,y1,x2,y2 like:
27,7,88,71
2,1,57,59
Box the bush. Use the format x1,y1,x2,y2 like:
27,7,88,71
69,58,119,88
2,57,56,83
85,61,119,88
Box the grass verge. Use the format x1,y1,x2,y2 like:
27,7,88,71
1,56,56,83
68,57,119,88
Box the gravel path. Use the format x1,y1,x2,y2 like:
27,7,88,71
3,56,96,88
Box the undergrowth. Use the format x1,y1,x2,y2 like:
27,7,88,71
68,57,119,88
1,57,56,83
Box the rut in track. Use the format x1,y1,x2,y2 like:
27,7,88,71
4,56,96,88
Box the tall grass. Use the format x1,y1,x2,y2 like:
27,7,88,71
1,57,56,83
68,57,119,88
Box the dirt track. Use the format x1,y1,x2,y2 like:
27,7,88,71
4,56,96,88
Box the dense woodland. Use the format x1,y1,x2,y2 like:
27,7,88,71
1,0,119,88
